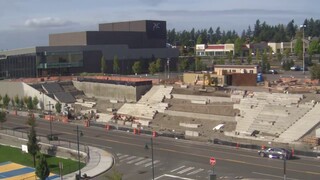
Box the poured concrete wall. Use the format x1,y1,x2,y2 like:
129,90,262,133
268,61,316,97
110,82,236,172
72,81,151,102
0,81,57,111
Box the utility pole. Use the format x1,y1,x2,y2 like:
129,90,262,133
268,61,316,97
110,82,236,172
300,24,306,75
151,138,155,180
47,101,53,140
77,125,81,179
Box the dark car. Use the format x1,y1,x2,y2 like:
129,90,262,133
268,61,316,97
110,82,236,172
258,148,292,160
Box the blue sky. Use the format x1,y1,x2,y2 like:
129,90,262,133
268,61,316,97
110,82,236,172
0,0,319,50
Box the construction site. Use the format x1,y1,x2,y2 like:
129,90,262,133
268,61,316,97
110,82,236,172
0,71,320,154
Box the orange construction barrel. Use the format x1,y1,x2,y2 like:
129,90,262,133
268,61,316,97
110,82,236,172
152,131,157,137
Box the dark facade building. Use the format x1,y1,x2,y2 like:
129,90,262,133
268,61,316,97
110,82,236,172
0,20,178,78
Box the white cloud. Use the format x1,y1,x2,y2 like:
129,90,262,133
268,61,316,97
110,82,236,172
25,17,75,28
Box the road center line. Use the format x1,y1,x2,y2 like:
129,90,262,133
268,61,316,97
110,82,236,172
252,171,300,180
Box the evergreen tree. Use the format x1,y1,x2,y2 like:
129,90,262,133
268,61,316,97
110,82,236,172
27,125,40,167
32,96,39,110
101,55,106,74
0,110,6,129
310,64,320,80
27,96,33,110
3,94,10,108
36,154,50,180
113,55,120,74
247,49,253,64
55,102,62,113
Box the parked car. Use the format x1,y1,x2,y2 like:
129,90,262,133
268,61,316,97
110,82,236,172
290,66,301,71
268,69,278,74
258,148,292,160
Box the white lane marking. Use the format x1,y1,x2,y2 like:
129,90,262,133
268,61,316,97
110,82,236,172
127,157,145,164
135,158,152,165
186,168,204,175
154,174,195,180
118,155,129,159
120,156,136,162
171,166,185,172
177,167,195,174
116,153,122,156
145,160,160,167
252,172,299,180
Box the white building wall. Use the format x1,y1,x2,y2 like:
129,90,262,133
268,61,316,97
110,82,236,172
0,81,57,111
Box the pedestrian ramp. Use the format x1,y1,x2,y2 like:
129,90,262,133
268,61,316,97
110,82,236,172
0,161,59,180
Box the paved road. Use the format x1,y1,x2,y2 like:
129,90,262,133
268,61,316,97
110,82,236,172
3,114,320,180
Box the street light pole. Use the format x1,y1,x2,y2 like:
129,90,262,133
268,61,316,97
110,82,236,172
300,24,306,75
47,101,53,140
283,153,287,180
151,138,155,180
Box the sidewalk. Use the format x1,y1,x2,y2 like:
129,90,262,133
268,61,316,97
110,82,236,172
60,146,114,180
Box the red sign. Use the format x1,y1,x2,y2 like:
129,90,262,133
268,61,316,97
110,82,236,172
210,157,216,166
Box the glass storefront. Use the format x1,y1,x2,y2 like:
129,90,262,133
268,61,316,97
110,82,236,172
37,51,83,69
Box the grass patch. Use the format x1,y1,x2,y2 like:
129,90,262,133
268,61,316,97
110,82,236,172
0,145,85,175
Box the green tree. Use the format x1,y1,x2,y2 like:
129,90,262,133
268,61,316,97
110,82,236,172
20,97,25,109
113,55,120,74
36,154,50,180
0,111,6,129
55,102,62,113
24,96,29,105
132,61,142,75
105,169,123,180
261,49,269,72
26,115,36,127
33,96,39,110
3,94,10,108
101,55,106,74
256,50,261,61
195,57,202,71
310,64,320,80
0,94,2,108
27,96,34,110
178,58,188,72
148,61,157,75
14,95,20,107
284,49,290,58
27,125,40,167
308,40,319,62
11,98,15,108
247,49,252,64
294,38,303,59
155,58,162,72
234,37,243,57
227,52,233,64
276,52,283,62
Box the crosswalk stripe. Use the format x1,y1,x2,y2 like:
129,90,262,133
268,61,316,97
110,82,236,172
135,159,152,165
118,155,129,159
127,157,145,164
144,160,160,167
186,168,204,175
177,167,195,174
171,166,185,172
120,156,136,162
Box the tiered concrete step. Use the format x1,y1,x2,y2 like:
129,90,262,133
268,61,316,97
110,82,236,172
277,103,320,142
117,85,173,120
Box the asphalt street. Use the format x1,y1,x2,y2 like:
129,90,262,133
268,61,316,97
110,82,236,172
3,114,320,180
